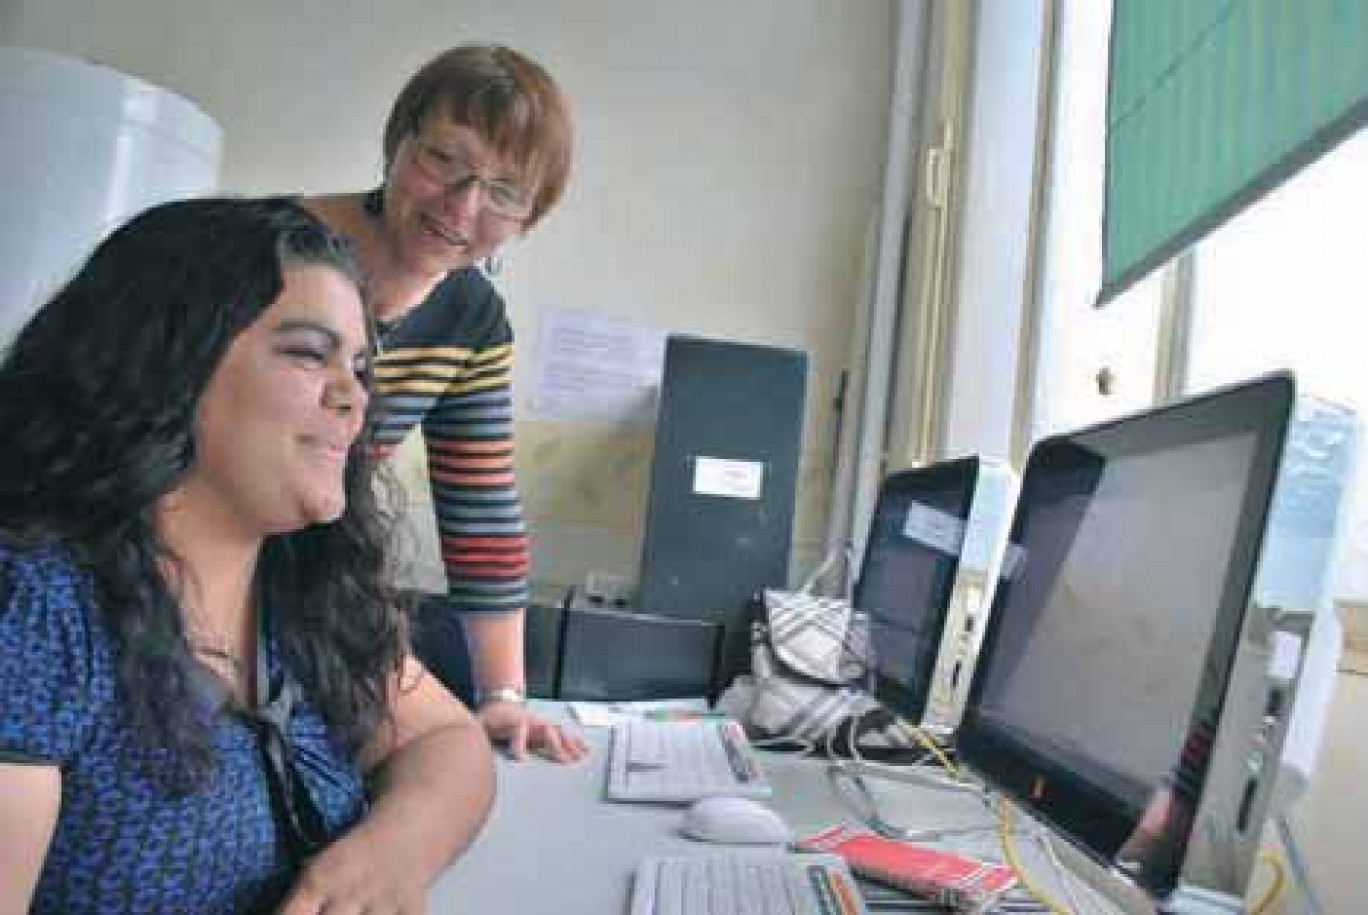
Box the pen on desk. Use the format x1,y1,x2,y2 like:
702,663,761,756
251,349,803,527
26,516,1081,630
717,721,757,783
639,709,729,721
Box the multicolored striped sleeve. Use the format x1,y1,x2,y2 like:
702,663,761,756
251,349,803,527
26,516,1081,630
367,267,532,617
420,339,529,614
369,331,529,616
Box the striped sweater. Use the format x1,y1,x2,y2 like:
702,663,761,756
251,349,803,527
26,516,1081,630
369,267,528,615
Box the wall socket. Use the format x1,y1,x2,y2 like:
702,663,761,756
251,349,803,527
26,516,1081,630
584,570,635,606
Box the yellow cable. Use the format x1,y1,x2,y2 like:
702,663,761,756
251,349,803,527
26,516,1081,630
893,718,962,780
891,720,1074,911
1248,851,1286,915
997,796,1072,915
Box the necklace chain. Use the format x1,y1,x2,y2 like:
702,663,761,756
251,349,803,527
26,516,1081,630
193,643,247,677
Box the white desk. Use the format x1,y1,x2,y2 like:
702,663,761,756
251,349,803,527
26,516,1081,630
429,711,1137,913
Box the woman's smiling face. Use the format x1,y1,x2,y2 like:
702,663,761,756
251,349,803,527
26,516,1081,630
381,118,532,277
181,264,372,536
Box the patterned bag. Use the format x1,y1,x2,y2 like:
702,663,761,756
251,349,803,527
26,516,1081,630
722,550,912,751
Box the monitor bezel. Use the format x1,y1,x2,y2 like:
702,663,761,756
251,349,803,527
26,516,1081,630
858,455,981,727
955,373,1295,899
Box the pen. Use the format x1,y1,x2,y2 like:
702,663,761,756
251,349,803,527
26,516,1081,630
718,721,757,783
639,709,729,722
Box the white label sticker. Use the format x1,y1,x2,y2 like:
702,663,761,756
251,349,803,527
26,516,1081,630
1268,630,1304,687
901,503,966,555
692,457,765,500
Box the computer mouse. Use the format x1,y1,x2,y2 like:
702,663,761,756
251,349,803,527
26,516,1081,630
681,796,794,846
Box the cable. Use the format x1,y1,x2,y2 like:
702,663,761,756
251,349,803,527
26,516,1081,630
827,764,998,842
996,795,1073,915
823,717,844,762
892,717,962,780
825,709,984,840
1037,829,1092,915
1248,852,1286,915
750,734,816,756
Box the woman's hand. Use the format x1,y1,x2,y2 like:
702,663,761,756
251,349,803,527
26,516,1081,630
283,656,493,915
459,613,588,763
478,700,589,763
277,831,427,915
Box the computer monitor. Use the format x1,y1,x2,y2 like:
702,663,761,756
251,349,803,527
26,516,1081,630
955,373,1354,910
856,455,1017,734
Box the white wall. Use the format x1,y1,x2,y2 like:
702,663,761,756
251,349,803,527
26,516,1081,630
1,0,896,595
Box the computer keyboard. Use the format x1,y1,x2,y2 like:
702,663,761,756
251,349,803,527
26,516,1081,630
608,717,772,802
631,852,870,915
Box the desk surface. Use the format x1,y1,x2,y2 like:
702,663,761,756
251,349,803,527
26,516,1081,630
429,709,1134,913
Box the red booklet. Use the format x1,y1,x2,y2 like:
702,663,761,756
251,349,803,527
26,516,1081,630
797,826,1016,913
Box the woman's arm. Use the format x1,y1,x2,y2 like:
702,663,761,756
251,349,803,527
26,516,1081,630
462,611,589,763
278,655,495,915
0,762,60,915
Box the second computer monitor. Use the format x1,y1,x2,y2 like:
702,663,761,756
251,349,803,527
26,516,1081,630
956,373,1353,908
856,455,1017,733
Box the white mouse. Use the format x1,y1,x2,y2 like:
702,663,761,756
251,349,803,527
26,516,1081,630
681,796,793,846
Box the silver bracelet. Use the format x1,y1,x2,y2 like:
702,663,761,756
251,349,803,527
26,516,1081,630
476,685,527,707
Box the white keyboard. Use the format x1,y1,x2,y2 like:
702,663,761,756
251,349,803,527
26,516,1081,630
630,852,870,915
607,717,772,802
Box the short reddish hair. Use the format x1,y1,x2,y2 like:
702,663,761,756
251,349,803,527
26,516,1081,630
383,44,573,227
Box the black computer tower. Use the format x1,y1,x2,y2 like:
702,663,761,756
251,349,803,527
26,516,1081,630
636,335,808,684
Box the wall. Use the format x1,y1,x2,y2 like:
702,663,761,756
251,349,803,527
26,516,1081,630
1289,666,1367,914
1,0,896,597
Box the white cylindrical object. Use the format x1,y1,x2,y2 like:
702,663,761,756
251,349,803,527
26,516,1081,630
0,47,222,346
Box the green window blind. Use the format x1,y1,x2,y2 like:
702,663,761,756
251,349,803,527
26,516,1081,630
1100,0,1368,304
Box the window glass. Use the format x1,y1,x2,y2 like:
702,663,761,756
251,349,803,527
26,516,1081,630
1187,128,1368,601
1031,0,1164,445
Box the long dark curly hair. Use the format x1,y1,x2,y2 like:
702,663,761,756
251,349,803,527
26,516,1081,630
0,196,404,791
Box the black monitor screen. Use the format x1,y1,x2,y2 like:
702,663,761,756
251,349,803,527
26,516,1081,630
857,457,979,724
957,375,1293,897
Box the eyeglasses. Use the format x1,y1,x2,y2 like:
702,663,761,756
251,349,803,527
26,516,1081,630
406,136,534,220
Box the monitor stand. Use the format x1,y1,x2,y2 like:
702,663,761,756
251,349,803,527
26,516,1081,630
1166,807,1324,914
1274,812,1324,915
1162,887,1245,914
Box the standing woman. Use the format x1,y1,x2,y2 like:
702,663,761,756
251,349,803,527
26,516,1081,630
0,197,494,913
302,44,586,762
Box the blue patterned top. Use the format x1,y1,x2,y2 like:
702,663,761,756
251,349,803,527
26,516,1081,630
0,542,368,914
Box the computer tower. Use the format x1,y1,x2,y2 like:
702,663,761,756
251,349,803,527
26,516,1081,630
636,334,808,685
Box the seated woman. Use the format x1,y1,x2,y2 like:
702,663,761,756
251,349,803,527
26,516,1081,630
0,197,495,914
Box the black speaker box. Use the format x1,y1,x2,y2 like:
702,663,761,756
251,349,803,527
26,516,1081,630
555,604,725,703
524,601,564,699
